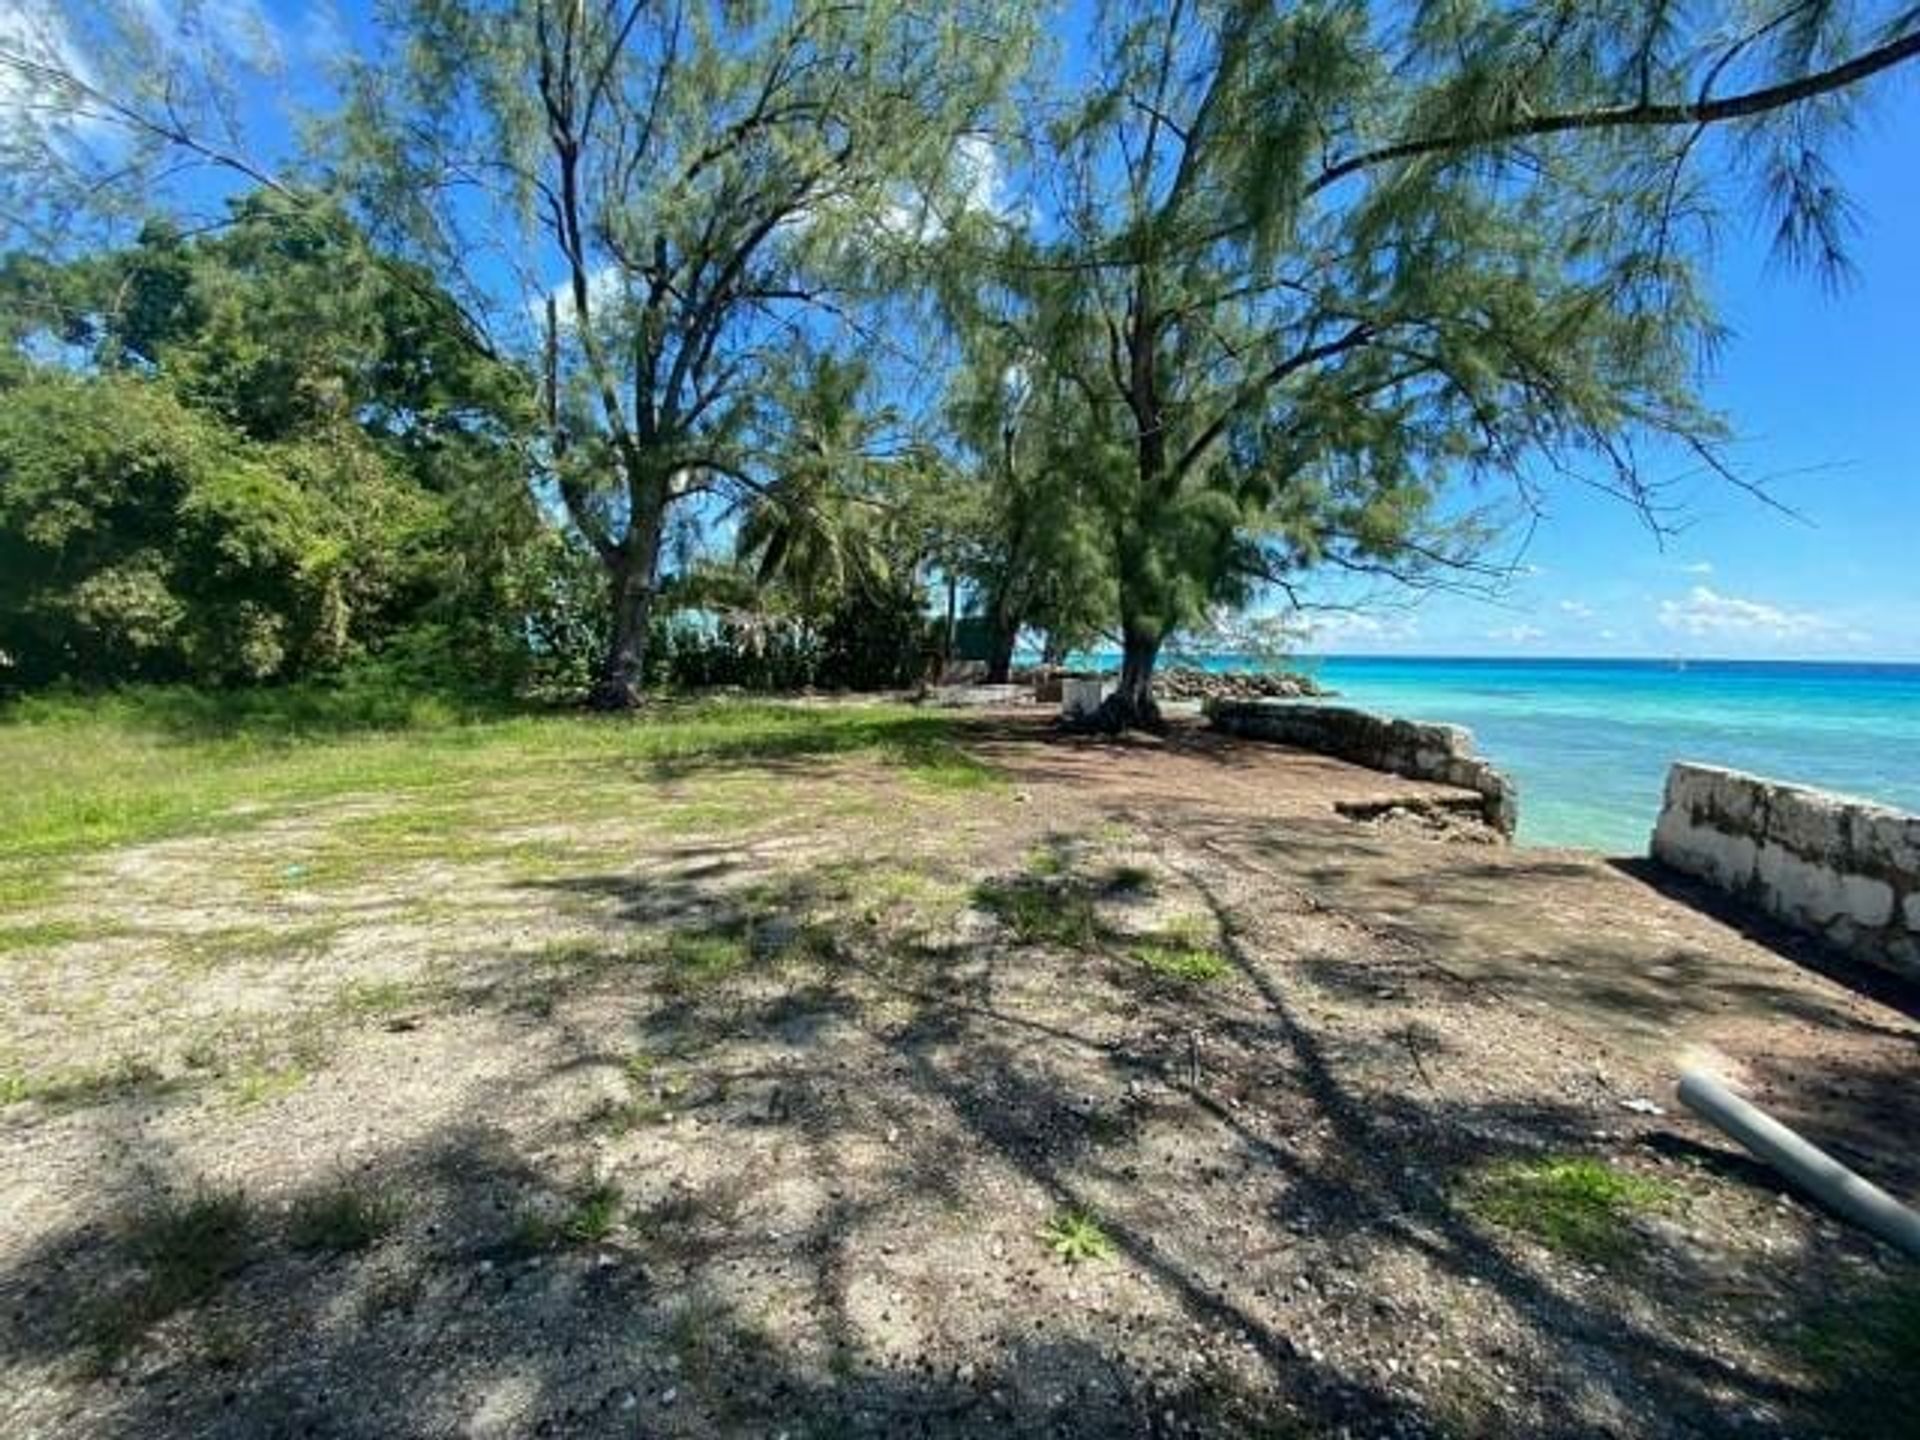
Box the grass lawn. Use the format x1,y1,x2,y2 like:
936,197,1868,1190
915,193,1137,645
0,685,1912,1439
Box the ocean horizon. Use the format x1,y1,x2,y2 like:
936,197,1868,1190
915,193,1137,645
1061,652,1920,854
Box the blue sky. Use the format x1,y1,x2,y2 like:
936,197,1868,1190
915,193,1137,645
13,1,1919,661
1310,78,1920,662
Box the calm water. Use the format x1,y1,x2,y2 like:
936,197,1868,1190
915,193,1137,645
1306,657,1920,852
1079,654,1920,852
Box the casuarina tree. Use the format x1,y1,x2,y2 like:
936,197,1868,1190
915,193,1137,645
337,0,1026,706
1011,0,1920,729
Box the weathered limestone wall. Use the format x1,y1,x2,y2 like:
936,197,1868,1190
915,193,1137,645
1651,763,1920,982
1204,698,1518,837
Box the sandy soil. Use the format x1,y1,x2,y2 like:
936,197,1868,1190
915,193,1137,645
1,711,1914,1438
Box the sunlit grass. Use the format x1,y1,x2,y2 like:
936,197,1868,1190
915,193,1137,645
1126,915,1227,982
0,688,996,870
1464,1155,1674,1260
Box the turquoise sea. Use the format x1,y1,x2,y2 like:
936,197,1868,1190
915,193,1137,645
1090,654,1920,854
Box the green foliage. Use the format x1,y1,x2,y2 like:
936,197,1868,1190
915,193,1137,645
7,2,1906,710
665,929,752,984
941,316,1118,667
0,687,977,862
1042,1210,1114,1264
1465,1155,1674,1260
0,196,542,694
87,1185,257,1360
975,0,1917,711
288,1181,403,1253
564,1182,625,1244
975,877,1099,949
340,0,1029,700
513,1180,624,1251
1129,919,1228,983
642,597,933,695
1798,1278,1920,1438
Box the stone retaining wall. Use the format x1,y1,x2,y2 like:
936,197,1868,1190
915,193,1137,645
1651,763,1920,982
1204,699,1518,837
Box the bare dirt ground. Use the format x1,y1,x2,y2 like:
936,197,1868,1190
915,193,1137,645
2,709,1915,1439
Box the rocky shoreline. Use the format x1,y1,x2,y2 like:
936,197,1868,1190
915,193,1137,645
1015,664,1330,702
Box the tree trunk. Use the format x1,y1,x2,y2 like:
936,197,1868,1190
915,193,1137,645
943,575,958,669
1091,626,1163,732
589,523,662,710
985,618,1018,684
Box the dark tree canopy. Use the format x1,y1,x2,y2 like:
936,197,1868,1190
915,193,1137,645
0,198,541,689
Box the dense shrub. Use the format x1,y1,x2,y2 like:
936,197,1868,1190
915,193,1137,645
0,375,444,689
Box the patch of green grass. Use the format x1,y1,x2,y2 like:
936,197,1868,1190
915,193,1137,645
0,1055,168,1109
975,878,1099,949
131,1186,254,1299
175,922,342,971
0,917,96,953
1042,1210,1114,1264
288,1181,403,1253
882,736,1001,792
665,1293,735,1382
228,1061,307,1107
1464,1155,1674,1261
536,936,644,974
819,861,966,937
589,1095,669,1134
585,1048,676,1133
655,794,778,836
0,859,63,911
1129,917,1227,982
334,977,422,1018
1799,1280,1920,1437
665,928,752,982
1024,843,1068,877
512,1180,625,1251
0,689,980,864
85,1185,256,1360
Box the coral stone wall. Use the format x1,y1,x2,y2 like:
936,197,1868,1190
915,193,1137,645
1204,699,1518,837
1651,763,1920,982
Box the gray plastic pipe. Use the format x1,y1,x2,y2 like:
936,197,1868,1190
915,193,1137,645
1677,1068,1920,1259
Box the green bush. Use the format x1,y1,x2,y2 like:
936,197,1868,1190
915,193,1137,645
0,375,444,689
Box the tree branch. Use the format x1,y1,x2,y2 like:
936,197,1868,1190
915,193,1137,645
1307,27,1920,197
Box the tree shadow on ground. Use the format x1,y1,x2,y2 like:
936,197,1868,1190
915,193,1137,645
1611,857,1920,1024
2,832,1906,1437
1230,817,1917,1048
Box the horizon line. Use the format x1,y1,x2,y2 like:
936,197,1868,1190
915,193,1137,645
1053,648,1920,667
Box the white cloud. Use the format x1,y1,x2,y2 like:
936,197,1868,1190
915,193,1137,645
953,134,1007,218
299,3,346,60
0,6,100,121
1486,624,1546,644
1556,600,1596,620
1657,586,1830,640
1299,611,1419,645
531,263,626,331
136,0,282,69
2,0,281,141
878,134,1011,244
1676,560,1714,575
